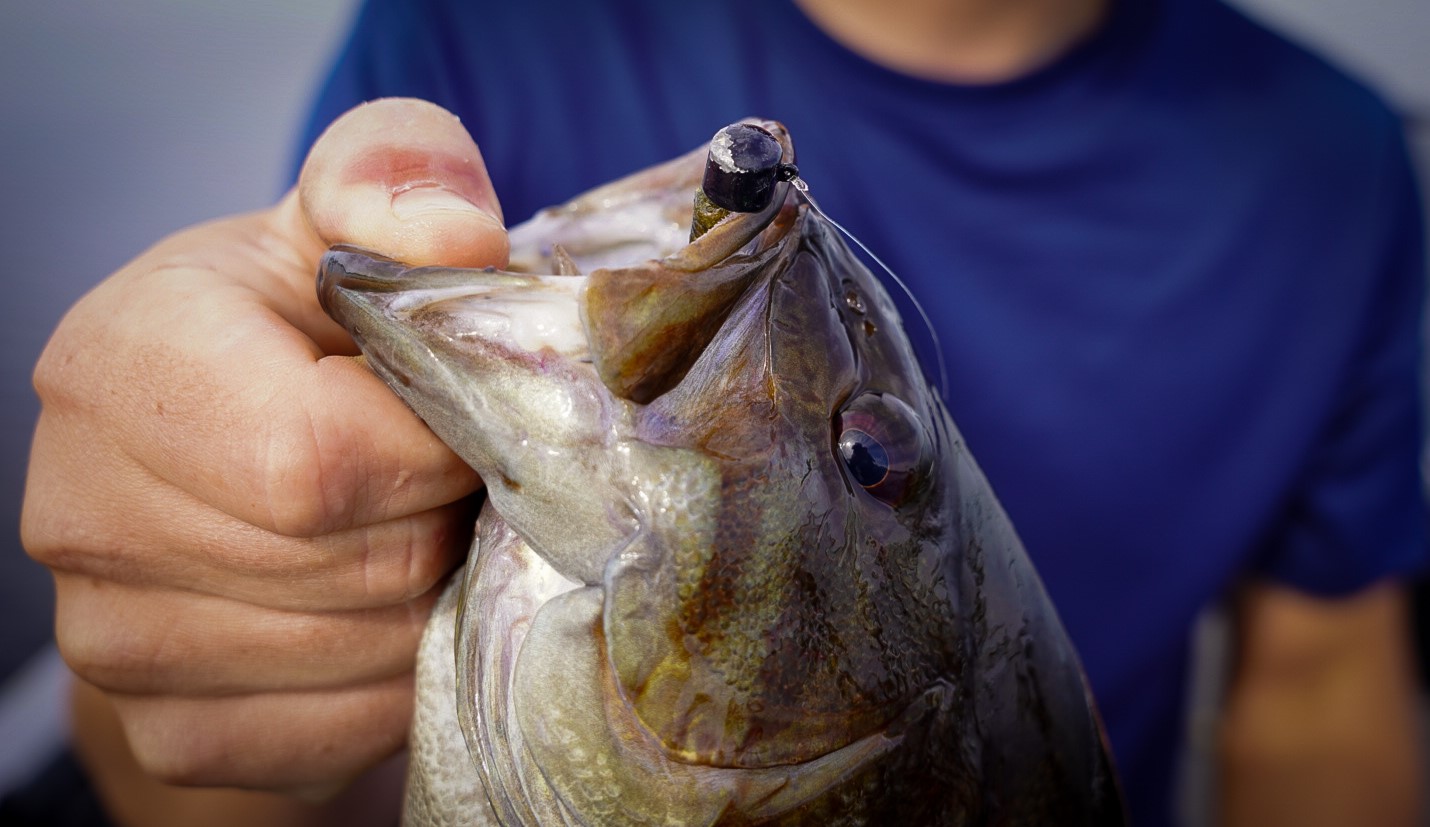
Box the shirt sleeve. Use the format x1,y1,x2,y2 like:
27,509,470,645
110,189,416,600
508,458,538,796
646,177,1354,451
1253,127,1428,595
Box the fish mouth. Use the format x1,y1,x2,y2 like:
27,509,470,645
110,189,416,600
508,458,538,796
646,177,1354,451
317,245,403,318
319,246,592,356
320,121,799,408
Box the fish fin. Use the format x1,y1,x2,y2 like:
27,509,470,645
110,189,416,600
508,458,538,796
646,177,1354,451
551,244,582,276
584,259,759,404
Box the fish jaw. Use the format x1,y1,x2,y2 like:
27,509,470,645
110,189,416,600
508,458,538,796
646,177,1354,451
318,247,635,585
314,122,797,581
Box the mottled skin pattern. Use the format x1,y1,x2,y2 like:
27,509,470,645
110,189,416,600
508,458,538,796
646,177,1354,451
406,570,500,826
318,121,1125,825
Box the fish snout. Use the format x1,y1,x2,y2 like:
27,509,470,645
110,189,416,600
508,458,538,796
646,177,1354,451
316,245,408,322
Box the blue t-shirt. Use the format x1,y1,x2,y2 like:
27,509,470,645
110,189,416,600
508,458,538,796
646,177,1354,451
298,0,1427,822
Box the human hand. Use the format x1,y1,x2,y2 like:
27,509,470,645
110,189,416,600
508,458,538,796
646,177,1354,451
22,98,504,797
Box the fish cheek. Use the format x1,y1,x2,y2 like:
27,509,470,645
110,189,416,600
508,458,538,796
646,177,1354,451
602,466,906,771
584,258,762,404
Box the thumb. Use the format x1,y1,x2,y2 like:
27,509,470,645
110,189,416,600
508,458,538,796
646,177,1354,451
295,97,509,269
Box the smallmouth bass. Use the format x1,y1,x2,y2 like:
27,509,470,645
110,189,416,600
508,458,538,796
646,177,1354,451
318,120,1124,826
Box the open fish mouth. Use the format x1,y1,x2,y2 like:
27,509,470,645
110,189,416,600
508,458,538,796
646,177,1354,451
319,249,594,375
316,121,805,594
320,119,1126,825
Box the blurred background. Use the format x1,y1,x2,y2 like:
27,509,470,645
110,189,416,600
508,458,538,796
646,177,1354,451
0,0,1426,822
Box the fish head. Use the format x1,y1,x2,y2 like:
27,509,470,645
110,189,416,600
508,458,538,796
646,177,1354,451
603,198,964,770
319,121,1120,823
318,122,961,767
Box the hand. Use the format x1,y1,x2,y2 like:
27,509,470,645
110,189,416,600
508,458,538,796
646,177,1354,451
22,99,504,800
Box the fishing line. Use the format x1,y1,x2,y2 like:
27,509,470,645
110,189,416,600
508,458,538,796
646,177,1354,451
789,178,951,397
694,122,948,397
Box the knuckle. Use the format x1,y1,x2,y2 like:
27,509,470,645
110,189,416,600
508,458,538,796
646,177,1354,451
20,479,107,574
30,345,67,406
21,434,112,574
415,511,469,593
112,698,237,788
255,409,359,538
55,633,105,688
31,320,90,408
125,727,216,787
31,280,134,413
18,498,65,569
56,616,158,693
362,509,465,605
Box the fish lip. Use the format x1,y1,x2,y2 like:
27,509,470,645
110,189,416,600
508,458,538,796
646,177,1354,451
316,245,408,319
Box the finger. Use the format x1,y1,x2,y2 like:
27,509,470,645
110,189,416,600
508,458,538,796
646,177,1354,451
27,99,504,537
103,676,414,790
268,97,511,352
297,97,509,270
25,414,476,611
30,259,481,538
72,681,408,819
55,573,443,696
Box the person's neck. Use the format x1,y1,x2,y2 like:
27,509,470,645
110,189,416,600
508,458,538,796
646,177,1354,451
793,0,1111,84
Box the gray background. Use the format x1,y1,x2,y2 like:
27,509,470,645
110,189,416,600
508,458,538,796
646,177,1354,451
0,0,355,791
1,0,1427,815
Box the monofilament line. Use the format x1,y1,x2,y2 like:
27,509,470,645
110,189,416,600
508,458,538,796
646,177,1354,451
791,179,950,398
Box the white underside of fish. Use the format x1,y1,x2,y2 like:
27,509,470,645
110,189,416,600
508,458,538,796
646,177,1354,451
404,561,498,826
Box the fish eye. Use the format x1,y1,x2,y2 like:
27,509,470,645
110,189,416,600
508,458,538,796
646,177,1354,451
835,393,931,506
838,428,889,487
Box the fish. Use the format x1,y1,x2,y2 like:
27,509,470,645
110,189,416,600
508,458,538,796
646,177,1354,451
317,120,1125,826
